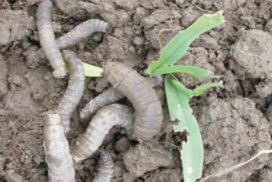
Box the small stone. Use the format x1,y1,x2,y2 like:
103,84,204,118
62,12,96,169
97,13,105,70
114,137,130,153
175,0,185,6
113,0,139,10
133,36,144,46
123,142,174,177
133,7,149,25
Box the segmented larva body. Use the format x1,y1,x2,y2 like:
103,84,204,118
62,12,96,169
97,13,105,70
93,150,114,182
56,19,110,49
57,50,85,133
104,62,163,140
80,88,123,121
43,111,75,182
71,104,133,162
32,18,109,65
37,0,66,78
80,76,163,121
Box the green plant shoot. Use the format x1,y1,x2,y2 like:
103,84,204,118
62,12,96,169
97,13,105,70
145,10,224,76
165,75,223,182
145,11,225,182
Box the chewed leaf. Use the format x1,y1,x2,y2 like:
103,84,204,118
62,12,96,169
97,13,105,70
165,75,204,182
146,11,224,75
82,62,103,77
151,65,213,78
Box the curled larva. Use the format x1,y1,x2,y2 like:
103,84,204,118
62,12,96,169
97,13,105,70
37,0,66,78
80,88,123,121
80,76,162,121
57,50,85,133
93,150,114,182
104,62,163,140
71,104,133,162
43,111,75,182
56,19,110,49
30,18,109,67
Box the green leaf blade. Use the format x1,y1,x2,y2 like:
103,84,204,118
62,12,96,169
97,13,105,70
165,75,204,182
151,65,213,78
192,82,223,97
146,11,224,75
82,62,103,77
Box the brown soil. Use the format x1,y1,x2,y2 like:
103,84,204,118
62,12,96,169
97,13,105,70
0,0,272,181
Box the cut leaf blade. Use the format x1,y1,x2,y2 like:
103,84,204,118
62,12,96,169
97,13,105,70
192,82,223,97
82,62,103,77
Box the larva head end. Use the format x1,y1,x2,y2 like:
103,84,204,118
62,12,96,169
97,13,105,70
43,111,61,126
53,67,67,78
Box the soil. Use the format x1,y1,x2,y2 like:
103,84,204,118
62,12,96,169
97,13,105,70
0,0,272,182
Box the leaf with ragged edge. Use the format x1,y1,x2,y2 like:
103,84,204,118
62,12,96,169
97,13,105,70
145,11,224,75
150,65,213,78
165,75,204,182
82,62,103,77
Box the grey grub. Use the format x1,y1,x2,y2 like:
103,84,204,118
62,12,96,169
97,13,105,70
57,50,85,133
123,142,174,178
37,0,66,78
43,111,75,182
198,96,271,182
0,55,8,96
25,18,109,69
0,10,31,46
93,150,114,182
105,62,163,140
56,19,110,49
80,88,123,121
80,76,163,121
72,104,133,162
230,30,272,79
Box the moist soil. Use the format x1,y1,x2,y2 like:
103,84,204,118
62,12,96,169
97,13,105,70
0,0,272,181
